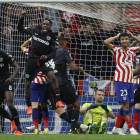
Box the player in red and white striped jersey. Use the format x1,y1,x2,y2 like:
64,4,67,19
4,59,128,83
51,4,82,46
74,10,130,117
104,31,140,135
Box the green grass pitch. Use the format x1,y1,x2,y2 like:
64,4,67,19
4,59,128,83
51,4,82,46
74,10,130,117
0,134,140,140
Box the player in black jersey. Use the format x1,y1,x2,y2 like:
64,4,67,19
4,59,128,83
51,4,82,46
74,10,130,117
44,36,85,133
0,50,23,135
18,11,64,114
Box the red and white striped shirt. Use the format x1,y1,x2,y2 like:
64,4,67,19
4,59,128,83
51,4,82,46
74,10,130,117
32,72,47,84
111,45,139,83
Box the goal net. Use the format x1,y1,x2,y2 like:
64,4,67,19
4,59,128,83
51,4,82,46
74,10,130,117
0,2,139,134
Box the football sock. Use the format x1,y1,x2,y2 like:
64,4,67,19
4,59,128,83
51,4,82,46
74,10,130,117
53,88,60,102
71,107,80,131
133,108,139,130
67,107,73,119
32,108,39,129
115,108,124,128
42,107,49,129
25,96,31,107
60,112,81,129
120,119,125,128
60,112,71,123
101,118,108,126
10,108,22,132
123,110,133,129
38,105,42,124
85,113,92,125
0,107,13,121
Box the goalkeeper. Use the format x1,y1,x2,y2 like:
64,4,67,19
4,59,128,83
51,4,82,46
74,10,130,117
80,89,115,134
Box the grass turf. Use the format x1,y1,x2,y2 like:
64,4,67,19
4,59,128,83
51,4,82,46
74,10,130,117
0,134,140,140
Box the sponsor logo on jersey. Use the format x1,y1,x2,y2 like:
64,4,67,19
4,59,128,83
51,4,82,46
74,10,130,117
0,58,3,62
46,36,51,40
33,35,49,46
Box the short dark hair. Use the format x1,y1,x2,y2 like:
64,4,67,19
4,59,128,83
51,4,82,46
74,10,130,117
44,18,52,26
57,36,66,45
119,32,130,40
95,89,104,95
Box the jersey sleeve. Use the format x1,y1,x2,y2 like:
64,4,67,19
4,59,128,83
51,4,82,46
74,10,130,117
129,46,139,54
107,106,112,112
110,45,119,54
63,49,73,64
4,52,15,65
136,55,140,65
18,17,33,35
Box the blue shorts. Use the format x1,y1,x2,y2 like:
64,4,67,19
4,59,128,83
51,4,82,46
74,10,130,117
133,83,139,92
30,83,48,103
115,81,134,103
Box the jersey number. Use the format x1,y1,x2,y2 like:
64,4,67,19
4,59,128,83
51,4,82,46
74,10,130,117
120,89,127,96
9,85,12,90
45,59,58,73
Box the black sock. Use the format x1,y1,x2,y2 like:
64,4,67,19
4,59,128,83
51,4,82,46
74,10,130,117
67,107,73,119
71,107,80,131
53,88,60,102
59,112,81,130
10,108,22,132
38,106,42,124
0,107,13,121
25,96,31,107
60,112,71,123
120,119,125,128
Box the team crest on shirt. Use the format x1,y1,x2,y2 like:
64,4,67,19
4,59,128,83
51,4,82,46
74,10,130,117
128,52,131,56
46,36,51,40
123,96,126,100
0,58,3,62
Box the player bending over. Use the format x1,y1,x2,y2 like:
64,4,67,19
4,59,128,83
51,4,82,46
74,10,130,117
18,11,64,114
0,50,23,135
104,31,140,135
80,89,115,134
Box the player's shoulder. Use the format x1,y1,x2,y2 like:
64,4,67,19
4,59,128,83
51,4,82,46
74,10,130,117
136,54,140,58
0,49,8,56
82,103,92,108
49,31,57,38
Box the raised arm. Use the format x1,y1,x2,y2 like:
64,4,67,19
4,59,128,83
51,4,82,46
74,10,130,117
18,11,33,35
21,38,32,52
104,33,120,50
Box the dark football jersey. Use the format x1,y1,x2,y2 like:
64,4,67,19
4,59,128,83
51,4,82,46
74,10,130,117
0,50,15,83
18,18,58,60
53,48,73,86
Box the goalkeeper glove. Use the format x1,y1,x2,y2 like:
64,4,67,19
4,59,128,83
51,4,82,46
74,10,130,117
100,103,109,113
87,104,99,110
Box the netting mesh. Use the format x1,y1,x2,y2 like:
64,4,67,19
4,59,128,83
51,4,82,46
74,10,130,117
0,2,139,134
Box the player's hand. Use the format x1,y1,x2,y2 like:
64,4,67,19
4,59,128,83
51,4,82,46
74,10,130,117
116,33,121,39
80,68,84,74
21,11,27,18
127,31,135,39
87,104,99,110
100,103,109,113
40,55,48,60
5,77,14,83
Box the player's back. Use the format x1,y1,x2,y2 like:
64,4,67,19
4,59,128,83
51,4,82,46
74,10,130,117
0,50,14,83
54,48,72,86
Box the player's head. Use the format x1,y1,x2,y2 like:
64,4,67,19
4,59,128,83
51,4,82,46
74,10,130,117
58,36,66,48
41,18,52,33
94,89,104,103
119,32,130,48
